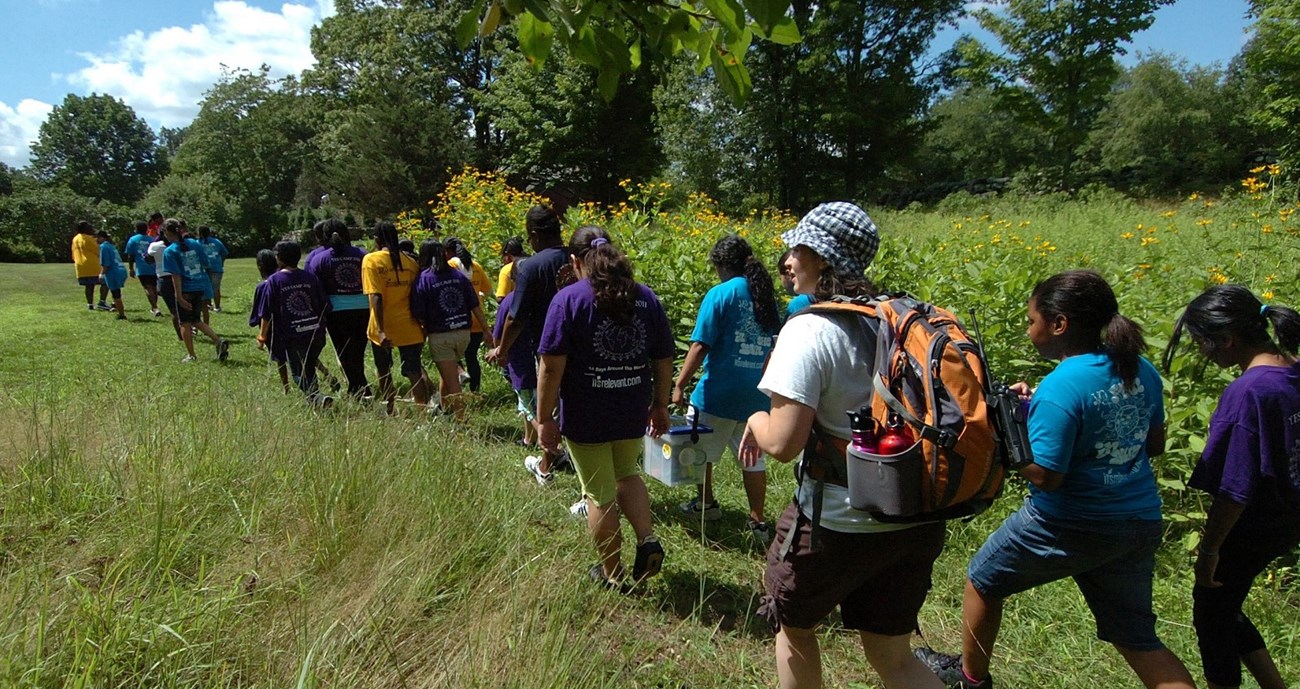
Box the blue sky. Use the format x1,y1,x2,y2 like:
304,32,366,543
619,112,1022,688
0,0,1254,168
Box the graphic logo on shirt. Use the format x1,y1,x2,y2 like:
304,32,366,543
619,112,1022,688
285,288,315,318
1090,380,1152,480
1288,438,1300,495
593,318,647,362
732,309,772,363
334,261,362,291
438,284,467,314
182,251,204,278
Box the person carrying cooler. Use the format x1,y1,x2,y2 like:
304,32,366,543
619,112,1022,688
197,226,229,312
256,240,332,405
920,269,1195,689
95,230,128,321
741,202,947,689
536,225,673,589
1163,285,1300,689
71,220,106,311
125,220,163,317
411,238,493,417
161,220,230,363
362,222,431,413
673,234,782,544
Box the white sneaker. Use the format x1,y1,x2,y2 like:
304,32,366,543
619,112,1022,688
151,309,163,317
458,369,471,385
569,499,589,518
524,455,553,486
180,355,197,363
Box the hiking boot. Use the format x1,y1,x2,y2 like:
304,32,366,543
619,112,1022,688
632,534,664,581
523,455,553,486
569,499,589,519
679,498,722,521
913,647,988,688
748,520,772,546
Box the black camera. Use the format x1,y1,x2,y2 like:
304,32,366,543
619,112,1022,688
989,383,1034,469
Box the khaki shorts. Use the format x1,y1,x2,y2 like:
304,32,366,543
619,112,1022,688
426,329,471,361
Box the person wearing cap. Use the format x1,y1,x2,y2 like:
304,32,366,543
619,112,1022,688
740,202,947,689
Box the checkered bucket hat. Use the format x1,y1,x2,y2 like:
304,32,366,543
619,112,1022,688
782,202,880,276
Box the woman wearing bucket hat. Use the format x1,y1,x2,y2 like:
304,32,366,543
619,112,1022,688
741,202,947,689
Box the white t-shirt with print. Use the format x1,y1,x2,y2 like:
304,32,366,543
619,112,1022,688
760,311,913,533
147,240,170,277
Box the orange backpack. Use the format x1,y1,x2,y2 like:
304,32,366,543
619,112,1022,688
798,295,1006,524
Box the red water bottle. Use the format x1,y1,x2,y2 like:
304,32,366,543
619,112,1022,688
877,413,915,455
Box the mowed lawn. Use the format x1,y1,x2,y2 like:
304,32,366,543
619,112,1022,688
0,259,1291,688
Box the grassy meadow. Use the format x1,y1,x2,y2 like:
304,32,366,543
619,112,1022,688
2,181,1299,687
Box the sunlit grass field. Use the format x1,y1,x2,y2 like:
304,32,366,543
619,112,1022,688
2,182,1298,689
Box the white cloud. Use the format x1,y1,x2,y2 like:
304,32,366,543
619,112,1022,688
0,0,336,167
0,100,54,168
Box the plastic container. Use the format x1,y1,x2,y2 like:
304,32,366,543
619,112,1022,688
643,416,714,487
846,440,923,516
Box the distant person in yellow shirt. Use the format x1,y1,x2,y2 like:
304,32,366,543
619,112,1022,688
71,220,106,311
496,236,527,299
363,222,431,413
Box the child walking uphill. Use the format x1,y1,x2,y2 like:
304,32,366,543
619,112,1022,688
673,234,781,544
536,226,674,589
921,270,1195,689
741,202,946,689
411,238,493,417
1163,286,1300,689
256,241,332,405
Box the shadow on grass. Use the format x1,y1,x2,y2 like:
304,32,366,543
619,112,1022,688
654,568,771,639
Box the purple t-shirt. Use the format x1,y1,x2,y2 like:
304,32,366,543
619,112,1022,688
256,269,329,353
410,267,479,333
493,292,537,390
249,280,269,328
1191,362,1300,515
537,279,674,443
304,244,367,308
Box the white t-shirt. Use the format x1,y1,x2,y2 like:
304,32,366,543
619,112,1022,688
760,311,912,533
147,240,170,276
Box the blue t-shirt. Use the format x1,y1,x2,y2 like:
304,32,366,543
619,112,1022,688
1027,352,1164,521
163,239,213,294
689,276,775,421
98,241,124,272
410,267,479,333
786,293,814,318
124,232,156,276
304,244,369,311
200,237,229,273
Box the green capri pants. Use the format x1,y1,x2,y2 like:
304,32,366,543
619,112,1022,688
565,438,643,506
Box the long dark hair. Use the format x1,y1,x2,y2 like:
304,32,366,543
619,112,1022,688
418,238,451,273
255,249,278,279
711,235,780,335
314,218,351,253
1163,285,1300,371
570,225,635,324
503,236,526,258
373,222,403,275
164,219,191,252
444,236,473,271
810,256,878,302
1032,270,1145,387
198,225,213,242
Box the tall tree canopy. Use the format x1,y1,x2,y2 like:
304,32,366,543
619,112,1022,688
1246,0,1300,172
952,0,1173,184
28,93,164,206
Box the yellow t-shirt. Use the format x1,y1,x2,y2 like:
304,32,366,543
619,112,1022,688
362,251,424,347
72,233,101,278
450,258,494,333
496,261,515,299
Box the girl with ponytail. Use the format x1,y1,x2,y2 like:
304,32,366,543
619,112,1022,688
361,222,430,413
672,235,781,543
535,225,674,588
928,269,1195,689
306,218,371,398
1163,285,1300,689
443,236,494,392
412,238,493,417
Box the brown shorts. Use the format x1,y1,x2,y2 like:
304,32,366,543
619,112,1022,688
759,502,946,635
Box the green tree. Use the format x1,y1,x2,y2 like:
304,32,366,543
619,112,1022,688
0,186,132,262
1246,0,1300,173
1080,54,1257,195
911,86,1048,186
953,0,1173,185
28,93,164,206
168,67,315,250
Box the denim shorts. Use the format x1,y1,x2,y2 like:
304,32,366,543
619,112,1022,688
968,499,1165,650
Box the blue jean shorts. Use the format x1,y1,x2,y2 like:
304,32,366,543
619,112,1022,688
968,499,1165,651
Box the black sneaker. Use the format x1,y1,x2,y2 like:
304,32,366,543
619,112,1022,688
632,534,664,581
913,647,990,688
588,564,628,593
217,339,230,362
